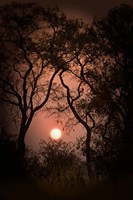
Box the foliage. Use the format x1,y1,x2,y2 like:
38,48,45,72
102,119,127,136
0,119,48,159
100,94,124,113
48,3,133,178
90,4,133,178
39,138,83,184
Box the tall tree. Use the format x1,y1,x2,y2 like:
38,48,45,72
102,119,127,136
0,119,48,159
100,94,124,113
49,4,133,178
48,23,101,176
91,4,133,177
0,2,77,156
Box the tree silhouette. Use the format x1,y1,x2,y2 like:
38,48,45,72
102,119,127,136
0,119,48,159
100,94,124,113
49,4,133,178
39,12,100,176
0,2,78,157
44,13,110,177
91,4,133,178
50,25,101,176
0,2,58,156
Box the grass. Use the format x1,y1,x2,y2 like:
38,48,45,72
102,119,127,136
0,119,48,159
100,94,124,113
0,176,133,200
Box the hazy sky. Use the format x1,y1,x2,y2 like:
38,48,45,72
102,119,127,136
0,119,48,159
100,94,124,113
0,0,133,18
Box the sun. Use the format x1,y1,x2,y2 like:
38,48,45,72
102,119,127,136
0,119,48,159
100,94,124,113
50,128,62,140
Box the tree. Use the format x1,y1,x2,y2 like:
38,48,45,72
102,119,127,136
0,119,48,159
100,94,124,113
91,4,133,178
0,2,59,156
48,24,102,176
49,4,133,178
0,2,79,157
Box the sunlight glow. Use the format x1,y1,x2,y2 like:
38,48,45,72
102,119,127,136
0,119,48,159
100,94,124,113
50,128,62,140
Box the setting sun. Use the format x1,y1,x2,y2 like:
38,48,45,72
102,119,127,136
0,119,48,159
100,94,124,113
50,128,62,140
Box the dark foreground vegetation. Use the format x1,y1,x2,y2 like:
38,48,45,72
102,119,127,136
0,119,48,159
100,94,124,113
0,132,133,200
0,1,133,199
0,175,133,200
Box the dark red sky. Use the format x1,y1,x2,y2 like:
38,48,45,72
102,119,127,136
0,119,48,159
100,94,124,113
0,0,133,18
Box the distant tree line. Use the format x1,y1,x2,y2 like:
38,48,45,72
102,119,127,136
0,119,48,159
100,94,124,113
0,2,133,180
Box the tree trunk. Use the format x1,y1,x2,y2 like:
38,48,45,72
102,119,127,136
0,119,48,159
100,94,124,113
14,128,27,179
18,132,26,158
17,118,31,157
85,131,93,177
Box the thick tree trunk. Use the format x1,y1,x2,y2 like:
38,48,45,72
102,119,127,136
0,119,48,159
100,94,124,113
85,131,93,177
18,132,26,158
17,117,31,157
13,128,27,179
